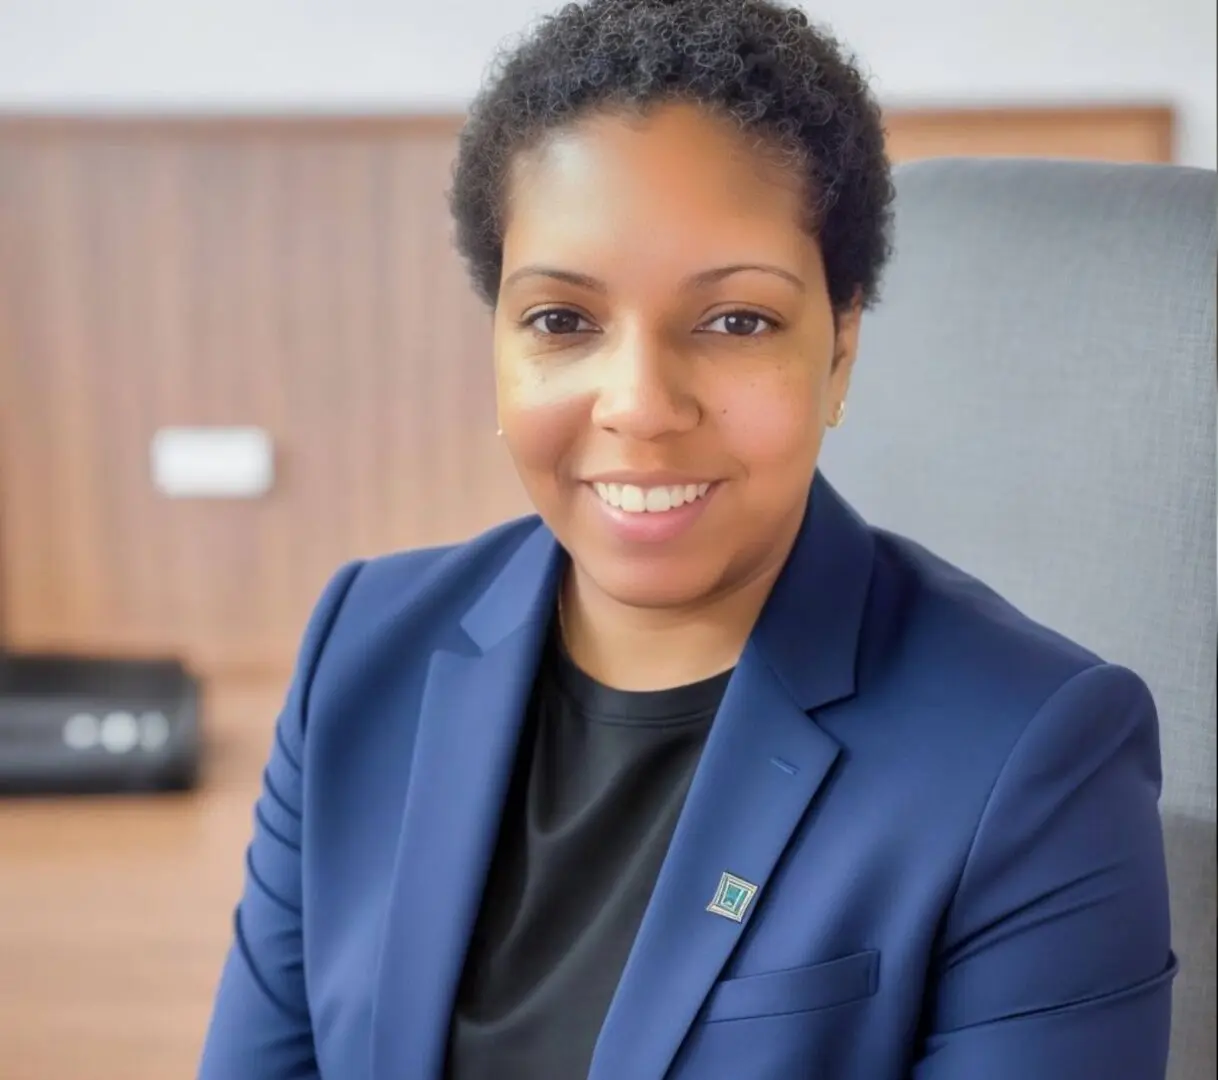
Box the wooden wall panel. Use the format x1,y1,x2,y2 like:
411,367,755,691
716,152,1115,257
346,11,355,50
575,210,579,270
0,118,526,675
885,104,1174,164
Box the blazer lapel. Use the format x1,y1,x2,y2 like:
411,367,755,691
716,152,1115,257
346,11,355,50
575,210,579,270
370,526,563,1080
587,651,842,1080
588,474,876,1080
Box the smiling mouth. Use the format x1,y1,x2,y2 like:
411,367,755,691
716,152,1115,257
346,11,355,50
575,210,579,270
591,481,713,514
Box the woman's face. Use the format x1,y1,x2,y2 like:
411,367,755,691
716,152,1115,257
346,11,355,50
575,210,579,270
494,102,859,611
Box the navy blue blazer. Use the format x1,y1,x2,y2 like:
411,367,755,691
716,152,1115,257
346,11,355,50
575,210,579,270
200,476,1176,1079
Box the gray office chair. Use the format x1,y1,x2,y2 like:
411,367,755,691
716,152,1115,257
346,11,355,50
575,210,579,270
819,157,1216,1080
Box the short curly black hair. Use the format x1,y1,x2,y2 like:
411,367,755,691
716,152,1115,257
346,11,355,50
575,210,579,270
449,0,894,314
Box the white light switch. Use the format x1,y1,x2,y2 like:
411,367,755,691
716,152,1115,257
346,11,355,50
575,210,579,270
151,426,274,499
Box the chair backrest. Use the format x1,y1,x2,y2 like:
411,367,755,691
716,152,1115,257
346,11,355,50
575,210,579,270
819,157,1216,1080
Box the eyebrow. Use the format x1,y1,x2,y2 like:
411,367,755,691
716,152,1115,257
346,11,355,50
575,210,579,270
500,263,806,294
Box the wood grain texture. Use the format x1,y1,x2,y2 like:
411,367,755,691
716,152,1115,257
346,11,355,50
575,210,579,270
0,117,525,678
0,676,285,1080
885,104,1174,164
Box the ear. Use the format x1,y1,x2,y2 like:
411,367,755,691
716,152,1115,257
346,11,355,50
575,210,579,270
829,294,863,387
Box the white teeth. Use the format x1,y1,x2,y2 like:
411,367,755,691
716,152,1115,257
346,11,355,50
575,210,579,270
644,487,670,512
593,481,712,514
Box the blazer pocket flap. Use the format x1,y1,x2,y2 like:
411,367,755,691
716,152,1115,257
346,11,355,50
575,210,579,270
701,950,880,1024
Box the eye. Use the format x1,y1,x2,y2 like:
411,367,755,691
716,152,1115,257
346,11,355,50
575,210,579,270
523,308,596,336
700,311,779,337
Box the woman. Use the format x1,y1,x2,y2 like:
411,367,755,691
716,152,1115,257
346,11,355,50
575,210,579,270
200,2,1176,1077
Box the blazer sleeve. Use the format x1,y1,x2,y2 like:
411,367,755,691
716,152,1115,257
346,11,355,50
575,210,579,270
198,562,363,1080
911,663,1177,1080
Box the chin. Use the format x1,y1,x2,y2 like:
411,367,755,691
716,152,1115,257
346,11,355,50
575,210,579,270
580,557,724,611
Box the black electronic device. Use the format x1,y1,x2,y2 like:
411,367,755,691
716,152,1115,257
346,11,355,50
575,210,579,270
0,653,200,794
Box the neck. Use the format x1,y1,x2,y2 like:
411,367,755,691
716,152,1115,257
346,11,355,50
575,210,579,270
559,556,788,692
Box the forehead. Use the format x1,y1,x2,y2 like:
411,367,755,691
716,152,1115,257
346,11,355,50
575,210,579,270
502,103,816,277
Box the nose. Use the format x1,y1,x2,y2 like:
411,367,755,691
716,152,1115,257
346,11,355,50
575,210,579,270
589,332,700,440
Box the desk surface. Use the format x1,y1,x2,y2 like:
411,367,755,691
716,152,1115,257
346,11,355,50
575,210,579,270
0,679,286,1080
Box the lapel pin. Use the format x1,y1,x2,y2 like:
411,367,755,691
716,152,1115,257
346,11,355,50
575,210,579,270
707,872,759,923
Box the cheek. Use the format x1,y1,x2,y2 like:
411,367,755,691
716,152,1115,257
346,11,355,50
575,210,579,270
495,355,591,478
715,367,825,471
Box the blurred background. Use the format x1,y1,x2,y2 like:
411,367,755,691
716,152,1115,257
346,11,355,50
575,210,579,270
0,1,1213,1077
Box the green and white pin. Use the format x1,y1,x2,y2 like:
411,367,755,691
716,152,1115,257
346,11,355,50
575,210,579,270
706,872,759,923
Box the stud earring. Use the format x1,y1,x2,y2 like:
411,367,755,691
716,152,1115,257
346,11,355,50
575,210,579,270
828,401,847,429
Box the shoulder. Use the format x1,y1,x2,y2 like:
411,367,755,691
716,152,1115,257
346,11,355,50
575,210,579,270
291,513,546,691
864,526,1105,700
343,512,546,624
855,527,1155,768
329,513,544,627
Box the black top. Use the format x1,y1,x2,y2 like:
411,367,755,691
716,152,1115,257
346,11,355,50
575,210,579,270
445,625,730,1080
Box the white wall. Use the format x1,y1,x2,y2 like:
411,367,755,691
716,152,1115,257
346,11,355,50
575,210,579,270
0,0,1213,168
